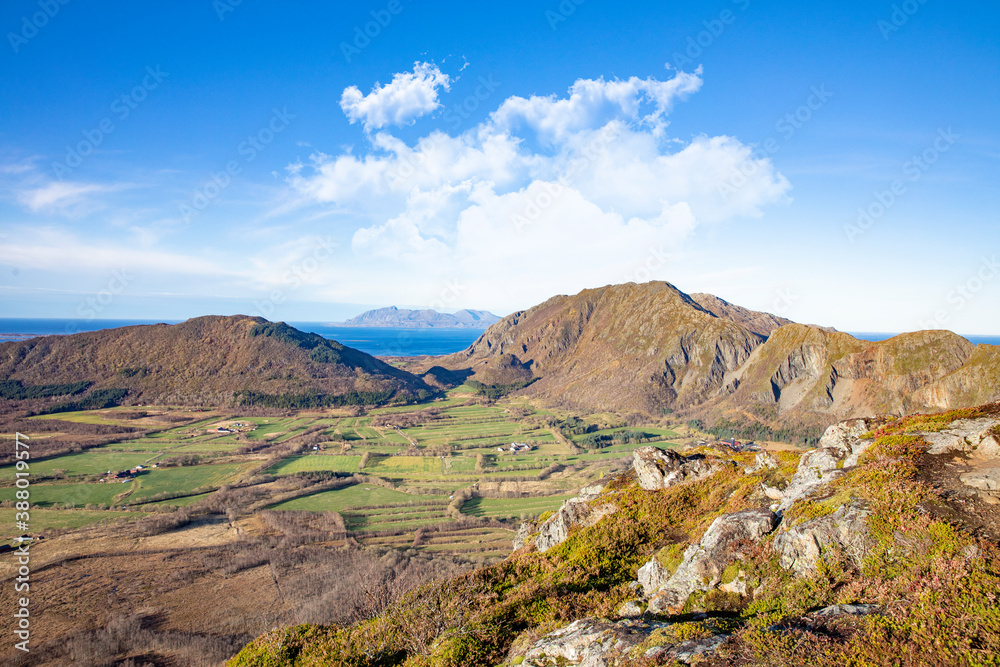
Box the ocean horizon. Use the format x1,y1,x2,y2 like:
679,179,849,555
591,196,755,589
0,319,997,356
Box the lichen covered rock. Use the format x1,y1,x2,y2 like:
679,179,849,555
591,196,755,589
632,446,718,491
773,505,872,575
778,419,873,511
532,483,615,553
520,617,730,666
923,418,1000,457
646,508,778,613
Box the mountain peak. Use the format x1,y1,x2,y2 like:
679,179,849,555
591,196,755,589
341,306,501,329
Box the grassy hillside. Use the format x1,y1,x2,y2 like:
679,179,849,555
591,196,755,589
0,316,433,409
229,404,1000,666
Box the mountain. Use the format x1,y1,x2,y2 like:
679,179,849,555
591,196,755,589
688,292,794,337
428,281,1000,434
339,306,501,329
0,316,432,409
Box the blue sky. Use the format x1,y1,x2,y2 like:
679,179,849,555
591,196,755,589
1,0,998,333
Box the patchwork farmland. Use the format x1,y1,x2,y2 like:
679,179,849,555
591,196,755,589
1,388,697,562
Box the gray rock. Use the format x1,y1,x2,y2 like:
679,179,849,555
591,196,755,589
521,618,728,666
576,483,606,501
810,603,880,618
960,467,1000,492
637,557,668,597
618,599,645,619
923,418,1000,457
778,419,872,511
645,634,729,664
513,484,614,554
647,508,778,613
521,618,639,667
633,446,718,491
773,505,872,576
535,491,616,553
745,451,779,474
513,520,537,551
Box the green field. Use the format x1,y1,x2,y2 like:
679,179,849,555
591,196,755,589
11,482,127,507
138,492,213,508
267,455,362,475
0,452,155,480
269,484,442,513
126,463,246,502
365,456,445,475
461,495,573,519
169,440,248,453
0,508,144,536
3,401,704,562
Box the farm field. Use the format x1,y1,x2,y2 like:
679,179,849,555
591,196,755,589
0,389,727,564
461,495,573,519
0,507,144,536
138,492,213,508
364,455,447,475
27,482,128,507
266,455,362,475
0,451,155,480
126,462,247,502
269,484,444,513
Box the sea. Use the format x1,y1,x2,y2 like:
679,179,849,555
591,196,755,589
849,332,1000,346
0,319,483,357
0,319,997,356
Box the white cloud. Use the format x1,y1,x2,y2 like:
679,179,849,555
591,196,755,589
339,62,452,132
0,227,236,277
288,67,792,312
16,182,115,212
491,68,703,142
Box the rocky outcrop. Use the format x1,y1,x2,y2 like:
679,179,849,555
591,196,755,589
513,520,537,551
520,617,730,667
637,558,668,597
689,292,793,337
522,619,631,666
960,468,1000,503
778,419,873,511
923,418,1000,457
528,483,616,553
773,505,872,576
646,509,778,613
744,451,779,474
632,446,719,491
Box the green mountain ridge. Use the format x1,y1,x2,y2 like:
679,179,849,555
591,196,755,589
0,315,432,409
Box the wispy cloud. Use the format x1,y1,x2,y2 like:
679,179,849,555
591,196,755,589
0,227,236,277
16,181,122,212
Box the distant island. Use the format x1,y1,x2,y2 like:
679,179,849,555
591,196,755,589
335,306,502,329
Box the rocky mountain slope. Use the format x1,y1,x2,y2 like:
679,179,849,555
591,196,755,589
229,404,1000,666
0,316,432,409
688,292,793,337
428,282,1000,434
340,307,501,329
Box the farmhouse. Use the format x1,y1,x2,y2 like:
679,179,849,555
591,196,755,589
497,442,532,453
